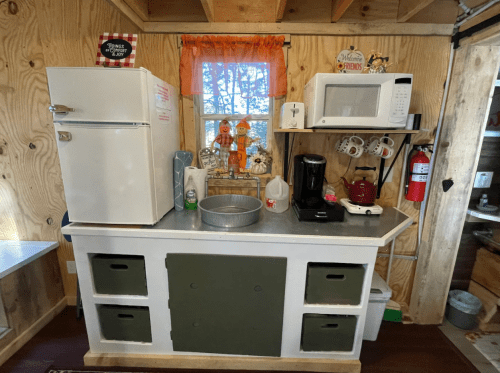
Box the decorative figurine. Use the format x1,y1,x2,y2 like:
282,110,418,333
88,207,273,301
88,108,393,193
249,153,267,175
255,144,273,173
210,117,233,171
364,51,392,74
233,115,259,171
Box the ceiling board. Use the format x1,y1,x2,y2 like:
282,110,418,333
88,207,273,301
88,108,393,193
337,0,399,23
124,0,150,20
459,2,500,31
148,0,208,22
213,0,277,22
406,0,459,24
276,0,287,20
332,0,355,22
397,0,435,22
280,0,332,23
145,21,454,35
200,0,215,22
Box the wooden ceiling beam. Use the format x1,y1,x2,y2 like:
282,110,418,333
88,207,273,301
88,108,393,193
107,0,145,30
200,0,215,22
397,0,436,23
276,0,288,21
331,0,355,22
145,21,454,35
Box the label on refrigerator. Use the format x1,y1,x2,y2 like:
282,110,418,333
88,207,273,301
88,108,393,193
156,109,171,123
155,82,171,110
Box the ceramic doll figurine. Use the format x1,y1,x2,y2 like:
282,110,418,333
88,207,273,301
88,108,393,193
234,115,259,170
210,117,233,171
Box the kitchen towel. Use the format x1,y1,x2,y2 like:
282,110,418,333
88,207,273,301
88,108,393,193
184,166,208,201
174,151,193,211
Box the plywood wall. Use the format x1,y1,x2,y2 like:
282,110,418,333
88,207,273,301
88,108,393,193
1,0,451,311
0,0,179,301
284,35,451,309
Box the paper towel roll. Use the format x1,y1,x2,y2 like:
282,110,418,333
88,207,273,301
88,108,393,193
184,167,208,201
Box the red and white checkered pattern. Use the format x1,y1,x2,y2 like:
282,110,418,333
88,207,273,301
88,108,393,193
96,33,137,67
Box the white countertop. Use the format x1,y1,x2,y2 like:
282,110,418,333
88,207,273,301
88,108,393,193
0,241,59,279
62,207,412,247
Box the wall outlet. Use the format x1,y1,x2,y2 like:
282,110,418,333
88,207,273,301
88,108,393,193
473,171,493,188
383,167,394,183
66,261,77,274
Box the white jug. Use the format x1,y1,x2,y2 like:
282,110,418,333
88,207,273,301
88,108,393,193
265,176,289,213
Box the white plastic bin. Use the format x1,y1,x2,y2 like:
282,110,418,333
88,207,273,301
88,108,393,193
363,271,392,341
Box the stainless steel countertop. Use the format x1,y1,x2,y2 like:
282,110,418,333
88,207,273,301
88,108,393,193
63,206,412,247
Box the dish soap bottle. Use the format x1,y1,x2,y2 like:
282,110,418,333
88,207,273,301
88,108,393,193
184,175,198,210
479,194,488,209
265,175,289,213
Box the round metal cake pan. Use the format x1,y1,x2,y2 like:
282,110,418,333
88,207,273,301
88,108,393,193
198,194,263,228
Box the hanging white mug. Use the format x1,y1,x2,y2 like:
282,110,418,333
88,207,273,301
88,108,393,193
335,136,350,153
339,136,364,158
366,136,394,159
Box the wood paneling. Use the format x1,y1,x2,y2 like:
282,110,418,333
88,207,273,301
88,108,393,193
0,0,162,301
280,0,332,23
406,0,459,24
148,0,208,22
145,22,455,35
0,250,64,336
468,280,500,332
337,0,399,23
471,248,500,297
397,0,435,23
409,44,500,324
213,0,276,23
285,35,450,305
459,2,500,32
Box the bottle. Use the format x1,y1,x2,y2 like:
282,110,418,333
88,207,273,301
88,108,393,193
184,175,198,210
323,184,337,204
479,194,488,209
265,175,289,213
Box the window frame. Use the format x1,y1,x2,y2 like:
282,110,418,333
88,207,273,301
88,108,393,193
196,67,274,153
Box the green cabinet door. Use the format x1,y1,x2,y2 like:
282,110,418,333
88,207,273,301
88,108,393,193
166,254,287,357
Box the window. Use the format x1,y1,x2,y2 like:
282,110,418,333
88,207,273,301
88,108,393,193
198,62,273,168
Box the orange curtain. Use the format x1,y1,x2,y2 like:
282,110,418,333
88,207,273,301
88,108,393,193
180,35,287,97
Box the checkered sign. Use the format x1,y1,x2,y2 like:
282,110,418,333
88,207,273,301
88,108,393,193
96,33,137,67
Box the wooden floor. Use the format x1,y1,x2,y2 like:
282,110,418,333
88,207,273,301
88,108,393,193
0,306,480,373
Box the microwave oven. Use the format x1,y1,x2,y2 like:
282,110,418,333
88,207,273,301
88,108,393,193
304,73,413,129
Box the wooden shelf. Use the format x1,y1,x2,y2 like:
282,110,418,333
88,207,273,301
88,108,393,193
274,129,420,134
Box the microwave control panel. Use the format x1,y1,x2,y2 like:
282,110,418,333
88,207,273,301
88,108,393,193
389,79,412,124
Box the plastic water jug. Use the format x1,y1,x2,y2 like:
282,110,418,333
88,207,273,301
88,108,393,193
265,176,289,213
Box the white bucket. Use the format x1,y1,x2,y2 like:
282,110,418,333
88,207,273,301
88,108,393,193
265,176,289,213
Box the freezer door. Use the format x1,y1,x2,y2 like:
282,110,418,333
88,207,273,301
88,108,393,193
55,123,158,224
46,67,150,124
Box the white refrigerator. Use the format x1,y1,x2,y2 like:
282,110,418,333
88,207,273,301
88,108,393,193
46,67,179,225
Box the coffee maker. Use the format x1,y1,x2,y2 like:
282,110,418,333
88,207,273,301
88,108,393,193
293,154,344,222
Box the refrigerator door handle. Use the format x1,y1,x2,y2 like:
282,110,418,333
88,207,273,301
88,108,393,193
49,105,75,114
58,131,72,142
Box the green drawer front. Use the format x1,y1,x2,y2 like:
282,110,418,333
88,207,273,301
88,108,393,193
167,254,287,357
91,254,147,295
305,263,365,305
98,305,152,343
302,314,357,352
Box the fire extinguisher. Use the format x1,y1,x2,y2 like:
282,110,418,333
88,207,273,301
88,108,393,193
405,145,433,202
